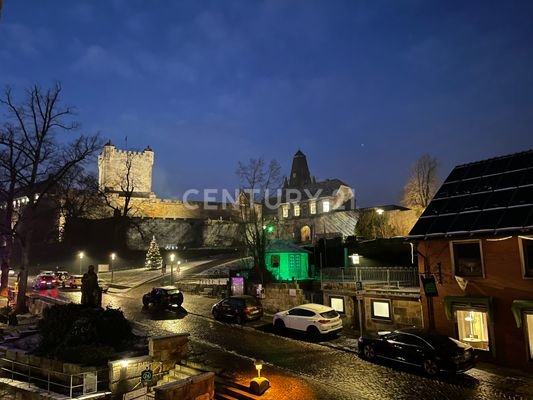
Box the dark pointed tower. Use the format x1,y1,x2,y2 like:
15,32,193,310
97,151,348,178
289,150,312,187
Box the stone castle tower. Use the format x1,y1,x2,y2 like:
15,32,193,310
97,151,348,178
288,149,313,187
98,141,154,194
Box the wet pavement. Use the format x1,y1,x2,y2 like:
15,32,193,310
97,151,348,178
10,264,533,400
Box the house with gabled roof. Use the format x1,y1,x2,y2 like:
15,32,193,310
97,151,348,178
408,149,533,369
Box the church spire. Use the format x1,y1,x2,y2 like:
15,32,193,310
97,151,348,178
288,149,312,187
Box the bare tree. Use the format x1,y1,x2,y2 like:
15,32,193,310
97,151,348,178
0,83,101,313
402,154,439,211
236,158,281,282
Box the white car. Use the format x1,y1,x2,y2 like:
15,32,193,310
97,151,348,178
273,303,343,338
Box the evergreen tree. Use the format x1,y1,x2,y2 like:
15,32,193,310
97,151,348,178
145,236,163,270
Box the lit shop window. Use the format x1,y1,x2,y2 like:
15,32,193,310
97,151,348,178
527,314,533,360
310,201,317,215
456,310,490,351
294,204,301,217
371,300,391,321
282,205,289,218
330,297,345,313
322,200,330,213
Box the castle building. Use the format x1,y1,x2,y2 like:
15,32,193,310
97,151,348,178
98,141,155,195
267,150,358,243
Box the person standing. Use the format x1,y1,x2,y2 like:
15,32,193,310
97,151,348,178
81,265,99,307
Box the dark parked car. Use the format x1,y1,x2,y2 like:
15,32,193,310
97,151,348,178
358,329,477,376
212,295,263,324
142,286,184,311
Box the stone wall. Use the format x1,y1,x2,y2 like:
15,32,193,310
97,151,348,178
364,295,423,332
154,372,215,400
261,283,308,314
126,218,241,250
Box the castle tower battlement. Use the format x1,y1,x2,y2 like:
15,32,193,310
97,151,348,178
98,141,154,194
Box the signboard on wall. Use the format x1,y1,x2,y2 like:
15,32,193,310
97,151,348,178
420,276,438,297
231,277,244,295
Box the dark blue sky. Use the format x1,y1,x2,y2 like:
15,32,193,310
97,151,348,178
1,1,532,207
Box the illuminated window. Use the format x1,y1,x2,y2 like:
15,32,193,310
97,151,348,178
270,255,280,268
310,202,317,214
521,237,533,278
456,309,490,351
526,313,533,360
282,205,289,218
294,204,300,217
330,297,345,313
371,299,391,321
323,200,330,213
452,241,484,277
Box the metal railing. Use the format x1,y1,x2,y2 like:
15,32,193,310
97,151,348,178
0,357,107,398
320,267,419,287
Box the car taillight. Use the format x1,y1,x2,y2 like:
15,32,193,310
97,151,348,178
40,280,46,284
243,307,252,313
318,319,330,324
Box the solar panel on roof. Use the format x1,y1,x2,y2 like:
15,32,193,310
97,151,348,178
409,218,434,236
484,157,512,175
462,162,487,179
447,212,480,232
508,152,533,170
509,186,533,206
472,175,501,193
463,192,491,211
494,170,526,190
434,182,458,199
498,207,529,229
424,198,447,215
447,168,466,182
471,210,502,231
520,169,533,186
484,190,513,209
428,214,456,234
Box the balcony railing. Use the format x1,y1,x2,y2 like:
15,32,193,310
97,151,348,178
320,267,419,288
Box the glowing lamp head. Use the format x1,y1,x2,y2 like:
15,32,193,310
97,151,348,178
170,253,175,262
120,360,129,368
111,253,116,261
376,208,384,215
254,360,263,377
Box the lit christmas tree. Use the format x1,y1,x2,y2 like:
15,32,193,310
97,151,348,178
145,236,163,270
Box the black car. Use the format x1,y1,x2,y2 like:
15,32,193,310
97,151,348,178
212,295,263,324
358,329,477,376
142,286,184,311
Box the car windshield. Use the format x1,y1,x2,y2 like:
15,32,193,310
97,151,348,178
320,310,339,319
166,289,180,295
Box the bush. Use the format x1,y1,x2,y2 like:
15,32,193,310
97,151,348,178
36,304,133,364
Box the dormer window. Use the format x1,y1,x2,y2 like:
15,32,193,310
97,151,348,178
310,201,317,215
323,200,330,213
294,204,301,217
282,205,289,218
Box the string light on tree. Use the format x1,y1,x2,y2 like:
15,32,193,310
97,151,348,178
145,236,163,270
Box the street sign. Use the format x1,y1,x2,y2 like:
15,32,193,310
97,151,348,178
140,369,153,384
83,372,97,394
356,281,363,291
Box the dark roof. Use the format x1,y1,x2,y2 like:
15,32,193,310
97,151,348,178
266,240,312,253
408,150,533,239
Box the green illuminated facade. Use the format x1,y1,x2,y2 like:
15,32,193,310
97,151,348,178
265,240,311,281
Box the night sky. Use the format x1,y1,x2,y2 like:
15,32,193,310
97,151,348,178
1,1,532,207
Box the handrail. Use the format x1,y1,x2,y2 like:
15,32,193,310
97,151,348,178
0,357,107,398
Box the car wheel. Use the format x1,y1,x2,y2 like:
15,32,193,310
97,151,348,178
235,314,243,325
423,359,439,376
307,326,321,341
274,319,285,332
363,344,376,360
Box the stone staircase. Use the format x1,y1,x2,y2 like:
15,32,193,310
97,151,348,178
157,361,261,400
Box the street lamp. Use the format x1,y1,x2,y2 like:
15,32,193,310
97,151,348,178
177,260,181,280
111,252,116,283
169,253,175,285
78,251,84,274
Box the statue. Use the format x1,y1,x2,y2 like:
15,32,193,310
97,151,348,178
81,265,100,307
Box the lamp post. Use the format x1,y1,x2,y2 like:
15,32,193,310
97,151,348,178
111,253,116,283
169,253,175,285
78,251,84,274
177,260,181,281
